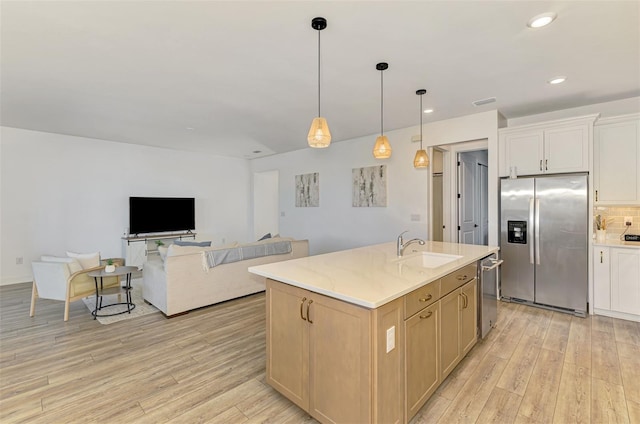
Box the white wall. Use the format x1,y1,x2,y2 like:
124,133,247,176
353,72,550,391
251,110,502,255
253,170,279,239
0,127,252,285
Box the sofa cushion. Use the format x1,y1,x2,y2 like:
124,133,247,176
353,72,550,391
158,245,169,261
66,251,100,269
167,244,206,257
174,240,211,247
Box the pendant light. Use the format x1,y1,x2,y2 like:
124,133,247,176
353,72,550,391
413,89,430,168
373,62,392,159
307,17,331,148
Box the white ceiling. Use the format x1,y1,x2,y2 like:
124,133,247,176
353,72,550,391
2,1,639,159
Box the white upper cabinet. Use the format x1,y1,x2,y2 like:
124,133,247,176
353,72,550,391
594,114,640,205
499,114,598,177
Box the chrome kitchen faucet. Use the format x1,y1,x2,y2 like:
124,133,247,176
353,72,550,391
397,230,425,257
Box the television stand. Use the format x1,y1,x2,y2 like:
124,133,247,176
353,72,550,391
122,232,197,269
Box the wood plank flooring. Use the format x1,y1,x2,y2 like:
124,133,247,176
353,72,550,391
1,282,639,423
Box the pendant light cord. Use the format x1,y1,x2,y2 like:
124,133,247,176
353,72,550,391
317,29,321,117
380,69,384,136
419,93,423,149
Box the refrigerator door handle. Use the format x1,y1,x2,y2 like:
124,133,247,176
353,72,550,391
529,197,535,264
535,198,541,265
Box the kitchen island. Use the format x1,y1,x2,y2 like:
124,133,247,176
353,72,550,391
249,241,499,424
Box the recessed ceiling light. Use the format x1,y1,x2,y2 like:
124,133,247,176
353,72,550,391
186,127,194,130
423,109,434,114
527,12,557,28
547,76,567,85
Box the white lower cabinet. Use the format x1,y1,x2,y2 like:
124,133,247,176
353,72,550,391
593,247,610,310
611,248,640,316
593,246,640,321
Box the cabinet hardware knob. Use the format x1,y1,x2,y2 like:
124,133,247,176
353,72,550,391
300,297,307,321
419,294,433,302
306,299,313,324
456,275,467,281
419,311,433,319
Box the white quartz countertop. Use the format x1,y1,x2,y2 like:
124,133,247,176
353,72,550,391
249,241,499,309
592,239,640,249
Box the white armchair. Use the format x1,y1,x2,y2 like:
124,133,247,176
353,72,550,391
30,257,120,321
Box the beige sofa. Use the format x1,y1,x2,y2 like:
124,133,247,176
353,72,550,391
143,238,309,316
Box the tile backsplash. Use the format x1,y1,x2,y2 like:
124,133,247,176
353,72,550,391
593,206,640,235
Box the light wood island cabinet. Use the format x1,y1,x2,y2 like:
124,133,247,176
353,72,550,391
266,279,405,424
266,261,480,423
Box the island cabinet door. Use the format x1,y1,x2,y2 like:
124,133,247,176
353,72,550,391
439,289,461,379
265,280,310,411
405,302,440,421
460,279,478,356
308,292,372,424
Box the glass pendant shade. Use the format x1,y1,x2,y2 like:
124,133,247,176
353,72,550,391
373,135,392,159
413,149,429,168
307,117,331,148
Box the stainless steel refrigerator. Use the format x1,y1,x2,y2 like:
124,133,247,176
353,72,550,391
500,174,588,316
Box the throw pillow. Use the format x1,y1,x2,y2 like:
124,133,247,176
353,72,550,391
174,240,211,247
258,233,272,241
66,251,100,269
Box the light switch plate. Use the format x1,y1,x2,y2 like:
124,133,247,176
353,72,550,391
386,326,395,353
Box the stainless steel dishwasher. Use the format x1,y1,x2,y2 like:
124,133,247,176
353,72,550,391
478,254,503,339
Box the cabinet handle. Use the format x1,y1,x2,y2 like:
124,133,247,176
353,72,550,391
306,299,313,324
300,297,307,321
461,292,468,309
540,160,543,171
545,159,548,170
419,311,433,319
419,294,433,302
456,275,467,281
595,190,599,202
600,251,603,264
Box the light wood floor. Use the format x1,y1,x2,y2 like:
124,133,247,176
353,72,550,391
1,282,639,423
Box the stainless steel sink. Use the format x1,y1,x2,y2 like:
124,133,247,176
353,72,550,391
395,251,463,268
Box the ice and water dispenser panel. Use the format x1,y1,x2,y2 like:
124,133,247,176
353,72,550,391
507,221,527,244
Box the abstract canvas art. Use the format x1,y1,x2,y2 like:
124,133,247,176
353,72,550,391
295,172,319,207
352,165,387,207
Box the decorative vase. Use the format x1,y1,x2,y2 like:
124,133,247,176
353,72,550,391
105,264,116,273
596,229,606,242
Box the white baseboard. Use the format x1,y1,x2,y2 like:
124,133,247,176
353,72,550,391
593,308,640,323
1,276,32,286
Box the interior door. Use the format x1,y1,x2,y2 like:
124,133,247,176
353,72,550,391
457,154,478,244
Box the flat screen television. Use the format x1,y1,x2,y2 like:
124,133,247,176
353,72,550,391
129,197,195,235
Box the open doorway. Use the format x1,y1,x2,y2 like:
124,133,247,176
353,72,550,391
430,140,489,246
253,170,279,240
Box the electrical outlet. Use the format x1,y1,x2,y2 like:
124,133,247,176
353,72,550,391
411,214,421,222
16,257,23,265
625,216,633,226
386,326,395,353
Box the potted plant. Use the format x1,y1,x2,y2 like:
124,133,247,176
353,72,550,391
105,259,116,273
595,214,607,241
155,240,165,247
